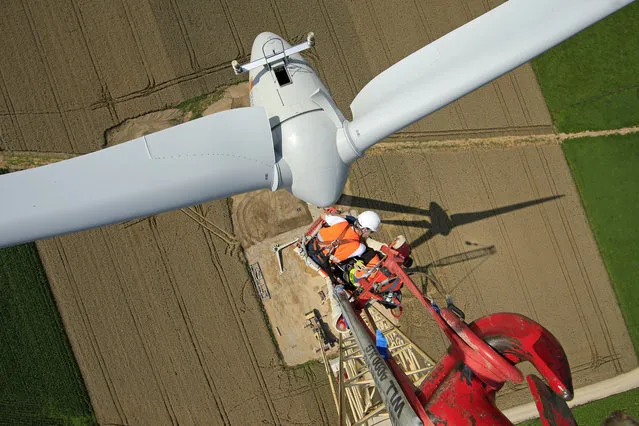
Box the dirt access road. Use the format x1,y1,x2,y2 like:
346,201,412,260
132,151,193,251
2,0,635,423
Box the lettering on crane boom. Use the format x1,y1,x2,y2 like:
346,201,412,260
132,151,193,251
334,287,421,425
363,343,413,424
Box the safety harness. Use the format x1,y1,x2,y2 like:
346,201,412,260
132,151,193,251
313,223,356,262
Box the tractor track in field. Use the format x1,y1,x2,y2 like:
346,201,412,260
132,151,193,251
47,238,129,425
120,1,156,92
21,0,76,153
369,125,639,154
148,216,228,424
102,225,180,424
532,145,621,373
538,142,624,373
194,204,281,425
69,0,119,124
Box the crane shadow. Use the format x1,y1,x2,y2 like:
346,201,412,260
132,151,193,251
313,308,337,347
407,245,497,314
407,245,497,275
382,195,564,249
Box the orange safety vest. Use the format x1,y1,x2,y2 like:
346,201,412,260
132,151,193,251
317,221,361,263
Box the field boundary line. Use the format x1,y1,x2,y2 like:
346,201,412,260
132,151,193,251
1,126,638,171
369,125,639,154
50,238,128,424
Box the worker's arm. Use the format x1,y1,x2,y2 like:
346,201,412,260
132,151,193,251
324,214,346,226
319,207,340,221
364,237,387,252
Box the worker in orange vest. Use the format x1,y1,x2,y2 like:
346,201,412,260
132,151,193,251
307,210,382,276
298,209,381,332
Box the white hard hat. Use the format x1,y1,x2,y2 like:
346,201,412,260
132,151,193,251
357,211,381,232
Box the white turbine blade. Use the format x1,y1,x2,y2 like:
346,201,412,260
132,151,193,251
0,107,274,248
348,0,634,153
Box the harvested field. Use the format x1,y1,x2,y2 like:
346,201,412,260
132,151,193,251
32,140,638,422
37,201,335,425
0,0,550,156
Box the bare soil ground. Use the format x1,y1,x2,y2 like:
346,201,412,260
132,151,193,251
231,189,312,250
2,0,635,423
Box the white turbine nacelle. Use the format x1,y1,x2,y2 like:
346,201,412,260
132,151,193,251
0,0,634,248
244,32,354,207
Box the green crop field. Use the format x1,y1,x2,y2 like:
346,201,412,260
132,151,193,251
562,134,639,354
519,387,639,425
532,2,639,133
0,240,95,425
532,5,639,419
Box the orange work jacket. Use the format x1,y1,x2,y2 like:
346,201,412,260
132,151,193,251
317,221,361,262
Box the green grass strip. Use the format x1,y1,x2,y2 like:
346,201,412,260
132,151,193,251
0,242,96,425
518,388,639,425
177,92,224,120
532,2,639,132
562,134,639,353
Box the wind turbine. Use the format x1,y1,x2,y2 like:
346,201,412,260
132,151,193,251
0,0,634,248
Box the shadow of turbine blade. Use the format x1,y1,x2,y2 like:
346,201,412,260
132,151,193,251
337,194,430,216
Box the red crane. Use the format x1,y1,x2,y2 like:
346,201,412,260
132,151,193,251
303,213,576,425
